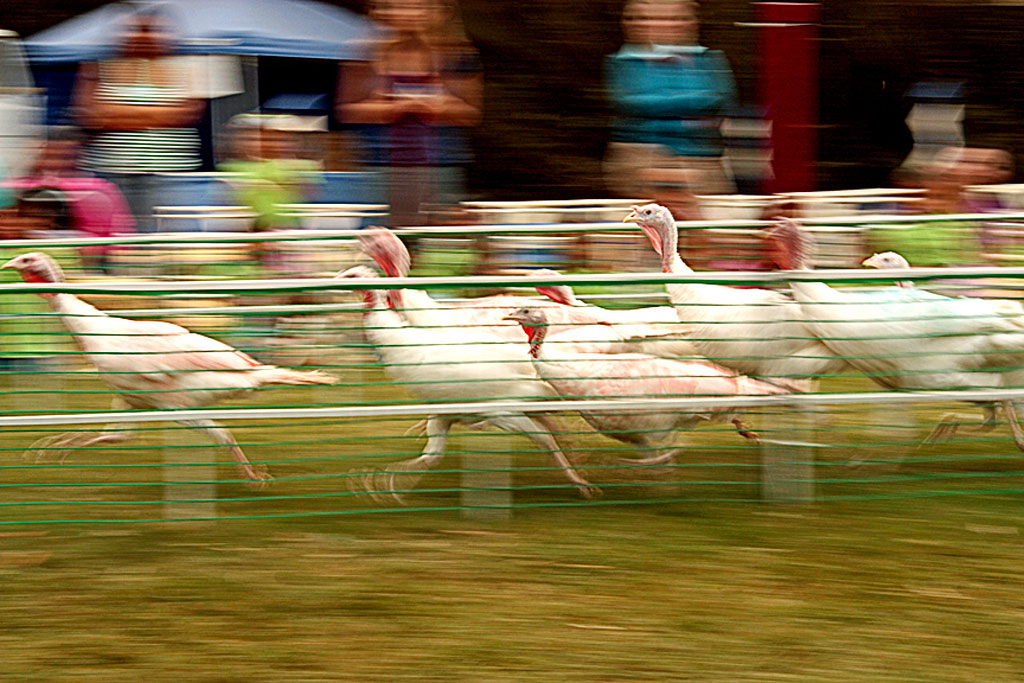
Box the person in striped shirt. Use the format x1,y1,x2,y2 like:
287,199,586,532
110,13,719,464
72,7,205,233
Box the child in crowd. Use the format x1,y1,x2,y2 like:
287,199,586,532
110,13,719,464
4,128,135,272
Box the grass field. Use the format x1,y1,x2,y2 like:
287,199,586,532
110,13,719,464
3,371,1024,680
3,498,1024,680
4,321,1024,678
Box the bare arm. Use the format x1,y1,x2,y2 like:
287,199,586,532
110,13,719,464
336,56,482,127
433,69,482,127
336,61,405,125
73,61,206,131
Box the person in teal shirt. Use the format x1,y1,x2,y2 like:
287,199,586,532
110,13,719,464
604,0,736,198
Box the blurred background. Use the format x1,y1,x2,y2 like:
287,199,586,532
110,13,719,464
6,0,1023,199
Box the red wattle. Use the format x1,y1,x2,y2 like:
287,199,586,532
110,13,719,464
382,260,400,278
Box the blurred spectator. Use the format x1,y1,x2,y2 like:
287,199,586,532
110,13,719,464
219,115,324,272
871,149,982,266
958,147,1015,213
917,148,971,216
336,0,482,227
604,0,736,199
4,128,135,271
220,115,322,232
952,147,1020,258
72,7,205,233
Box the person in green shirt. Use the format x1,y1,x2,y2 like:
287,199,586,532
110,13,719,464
869,220,980,267
219,116,323,276
870,155,981,267
220,117,321,229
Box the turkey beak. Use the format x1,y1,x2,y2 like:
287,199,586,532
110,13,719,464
623,210,639,223
502,310,529,325
1,258,17,270
861,255,880,269
335,267,362,279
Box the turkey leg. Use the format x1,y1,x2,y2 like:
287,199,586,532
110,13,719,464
484,412,601,499
923,404,1000,445
177,418,271,488
25,398,135,463
376,416,455,505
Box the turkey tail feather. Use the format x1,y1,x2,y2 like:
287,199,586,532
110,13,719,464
740,376,792,396
253,368,337,387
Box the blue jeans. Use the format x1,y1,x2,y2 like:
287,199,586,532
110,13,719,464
96,172,161,234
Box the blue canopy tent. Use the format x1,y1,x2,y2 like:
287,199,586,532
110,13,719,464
23,0,381,210
24,0,377,128
24,0,376,63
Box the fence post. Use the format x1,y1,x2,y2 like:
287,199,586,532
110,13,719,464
162,426,218,520
460,452,512,520
760,401,817,503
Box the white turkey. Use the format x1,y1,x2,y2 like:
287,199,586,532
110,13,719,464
625,203,847,390
337,265,600,501
3,252,336,486
504,307,787,466
768,218,1024,449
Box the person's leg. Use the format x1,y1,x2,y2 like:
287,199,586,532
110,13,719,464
135,173,165,234
97,173,155,234
603,142,659,199
389,166,433,227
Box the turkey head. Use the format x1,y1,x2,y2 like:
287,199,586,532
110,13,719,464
624,203,677,272
2,252,66,290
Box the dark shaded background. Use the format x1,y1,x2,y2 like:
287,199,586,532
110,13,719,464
6,0,1024,198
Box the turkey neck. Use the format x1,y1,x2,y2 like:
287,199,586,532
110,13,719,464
46,293,109,349
654,222,706,305
360,287,405,334
523,323,548,359
361,287,393,318
663,249,727,307
48,293,106,326
782,247,836,302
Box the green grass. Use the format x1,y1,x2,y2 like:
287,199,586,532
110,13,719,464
5,336,1024,678
3,500,1024,680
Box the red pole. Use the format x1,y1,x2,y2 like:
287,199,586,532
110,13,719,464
756,2,820,192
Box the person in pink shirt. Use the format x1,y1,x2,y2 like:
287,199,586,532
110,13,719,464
5,128,135,270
